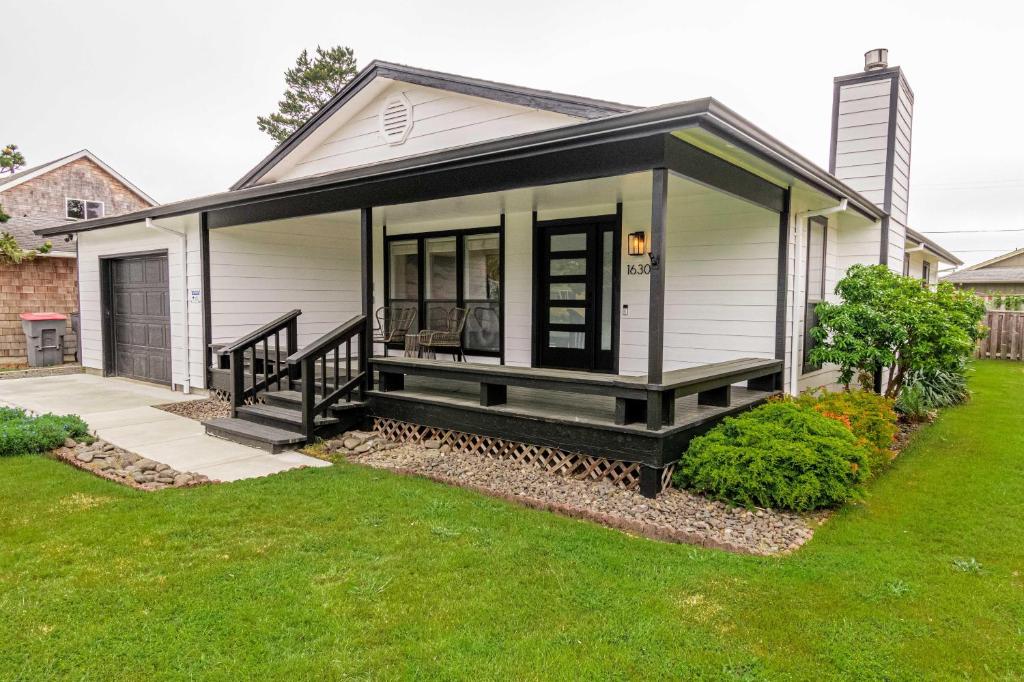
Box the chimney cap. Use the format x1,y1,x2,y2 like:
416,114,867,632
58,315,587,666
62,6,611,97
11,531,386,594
864,48,889,71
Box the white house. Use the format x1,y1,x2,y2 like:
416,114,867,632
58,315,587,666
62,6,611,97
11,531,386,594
37,50,952,495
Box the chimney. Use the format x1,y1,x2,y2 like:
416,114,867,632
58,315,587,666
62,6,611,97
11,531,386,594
829,49,914,271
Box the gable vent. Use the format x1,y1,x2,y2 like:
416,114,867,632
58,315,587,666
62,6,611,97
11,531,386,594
379,93,413,145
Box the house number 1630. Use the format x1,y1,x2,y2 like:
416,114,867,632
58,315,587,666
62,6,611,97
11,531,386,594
626,263,651,276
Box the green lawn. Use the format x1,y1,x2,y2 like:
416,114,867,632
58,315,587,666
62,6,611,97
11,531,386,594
1,361,1023,680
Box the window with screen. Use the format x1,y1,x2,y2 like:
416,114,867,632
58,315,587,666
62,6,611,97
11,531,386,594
66,198,103,220
802,218,827,374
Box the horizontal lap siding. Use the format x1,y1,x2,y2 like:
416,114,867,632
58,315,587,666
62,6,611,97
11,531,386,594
77,220,206,389
659,193,779,374
277,83,578,182
209,217,361,348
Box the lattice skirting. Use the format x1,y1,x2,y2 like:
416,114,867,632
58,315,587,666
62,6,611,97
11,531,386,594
373,417,673,494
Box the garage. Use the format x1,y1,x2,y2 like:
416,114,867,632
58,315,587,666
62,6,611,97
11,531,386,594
104,252,172,384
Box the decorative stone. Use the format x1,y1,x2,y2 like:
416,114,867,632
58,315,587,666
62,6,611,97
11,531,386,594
423,439,442,449
64,437,77,448
342,437,362,450
75,451,94,463
102,442,115,452
439,444,451,454
131,471,147,483
155,463,170,473
173,474,193,486
137,459,158,472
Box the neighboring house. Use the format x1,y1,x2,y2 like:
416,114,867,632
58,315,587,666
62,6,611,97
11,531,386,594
942,247,1024,303
35,51,934,494
904,227,963,287
0,150,156,365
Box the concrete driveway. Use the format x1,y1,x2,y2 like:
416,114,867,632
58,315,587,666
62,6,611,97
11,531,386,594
0,373,329,481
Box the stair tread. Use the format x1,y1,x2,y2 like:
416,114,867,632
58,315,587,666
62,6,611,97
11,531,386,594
265,389,366,409
237,402,339,426
203,417,307,445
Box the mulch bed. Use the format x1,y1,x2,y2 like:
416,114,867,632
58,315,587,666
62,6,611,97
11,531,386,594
311,431,819,555
155,397,232,422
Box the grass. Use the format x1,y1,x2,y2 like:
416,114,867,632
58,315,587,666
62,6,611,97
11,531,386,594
1,360,1023,679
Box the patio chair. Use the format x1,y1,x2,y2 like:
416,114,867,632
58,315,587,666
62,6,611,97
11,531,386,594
417,307,469,362
372,306,416,357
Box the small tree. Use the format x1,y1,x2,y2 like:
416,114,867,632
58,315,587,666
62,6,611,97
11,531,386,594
257,46,358,144
809,264,986,398
0,144,25,174
0,232,51,265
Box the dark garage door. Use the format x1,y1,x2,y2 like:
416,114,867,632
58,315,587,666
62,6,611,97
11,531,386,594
108,254,171,384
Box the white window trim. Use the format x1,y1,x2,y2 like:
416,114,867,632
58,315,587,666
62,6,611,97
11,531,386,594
65,197,105,221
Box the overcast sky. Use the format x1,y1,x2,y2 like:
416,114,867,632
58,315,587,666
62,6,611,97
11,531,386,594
4,0,1022,266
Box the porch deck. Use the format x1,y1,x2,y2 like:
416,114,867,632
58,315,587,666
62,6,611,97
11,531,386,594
366,356,782,478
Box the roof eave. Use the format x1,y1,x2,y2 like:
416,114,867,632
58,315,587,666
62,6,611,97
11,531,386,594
36,98,884,237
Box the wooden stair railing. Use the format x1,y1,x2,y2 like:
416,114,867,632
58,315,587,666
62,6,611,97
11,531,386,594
221,309,301,417
287,314,367,440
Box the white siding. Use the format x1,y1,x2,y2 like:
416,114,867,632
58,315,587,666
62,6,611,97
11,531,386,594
272,82,580,183
833,72,913,275
77,218,205,390
208,214,361,348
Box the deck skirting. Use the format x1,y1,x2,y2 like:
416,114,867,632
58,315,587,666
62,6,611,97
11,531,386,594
373,417,675,494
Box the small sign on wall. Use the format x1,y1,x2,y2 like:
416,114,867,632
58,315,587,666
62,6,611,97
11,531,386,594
189,288,202,303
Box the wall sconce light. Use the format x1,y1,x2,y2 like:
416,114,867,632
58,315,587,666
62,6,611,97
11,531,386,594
627,231,647,257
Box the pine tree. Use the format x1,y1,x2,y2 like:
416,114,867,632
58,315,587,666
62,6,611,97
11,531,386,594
0,144,25,174
257,46,358,144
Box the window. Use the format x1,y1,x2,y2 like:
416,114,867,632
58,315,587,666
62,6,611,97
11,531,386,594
922,260,931,286
802,218,827,374
66,198,103,220
385,227,502,355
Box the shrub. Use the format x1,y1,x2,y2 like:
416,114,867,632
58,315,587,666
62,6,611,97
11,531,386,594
895,382,932,422
809,264,987,398
902,366,970,409
673,401,869,511
795,389,898,473
0,408,90,456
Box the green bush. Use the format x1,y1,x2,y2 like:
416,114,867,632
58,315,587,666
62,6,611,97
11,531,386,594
795,389,898,473
674,401,870,511
902,366,970,409
895,382,931,422
0,407,90,456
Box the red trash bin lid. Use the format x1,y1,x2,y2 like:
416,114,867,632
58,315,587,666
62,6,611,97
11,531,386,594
19,312,67,321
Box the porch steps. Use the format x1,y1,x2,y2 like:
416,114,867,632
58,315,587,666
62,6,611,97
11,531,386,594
204,418,308,454
203,388,368,453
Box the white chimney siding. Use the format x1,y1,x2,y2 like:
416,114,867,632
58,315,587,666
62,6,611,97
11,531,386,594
829,53,914,274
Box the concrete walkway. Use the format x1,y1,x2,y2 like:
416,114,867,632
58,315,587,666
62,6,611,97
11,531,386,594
0,373,329,481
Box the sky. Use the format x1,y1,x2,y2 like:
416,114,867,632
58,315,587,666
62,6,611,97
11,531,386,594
3,0,1022,267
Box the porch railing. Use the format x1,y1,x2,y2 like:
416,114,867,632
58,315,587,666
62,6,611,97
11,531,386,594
223,309,301,417
288,314,367,439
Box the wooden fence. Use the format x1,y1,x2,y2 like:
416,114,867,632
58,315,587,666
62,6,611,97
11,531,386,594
977,311,1024,361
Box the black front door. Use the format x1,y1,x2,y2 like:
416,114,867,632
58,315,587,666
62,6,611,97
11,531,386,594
536,218,619,371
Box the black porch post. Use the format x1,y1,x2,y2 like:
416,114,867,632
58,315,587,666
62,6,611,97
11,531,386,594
773,190,791,391
361,207,374,391
199,211,212,390
648,168,668,385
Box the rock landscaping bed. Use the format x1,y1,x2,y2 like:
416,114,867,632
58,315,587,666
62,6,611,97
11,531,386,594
54,438,213,491
156,397,231,422
310,430,816,555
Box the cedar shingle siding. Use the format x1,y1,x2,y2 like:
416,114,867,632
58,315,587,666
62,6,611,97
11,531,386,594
0,157,151,252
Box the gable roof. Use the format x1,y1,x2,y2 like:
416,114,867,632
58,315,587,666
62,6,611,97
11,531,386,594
956,246,1024,272
231,60,639,190
35,97,886,243
943,266,1024,284
0,149,158,205
905,227,963,266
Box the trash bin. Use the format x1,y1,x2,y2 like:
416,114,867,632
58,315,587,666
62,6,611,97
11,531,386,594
19,312,67,367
